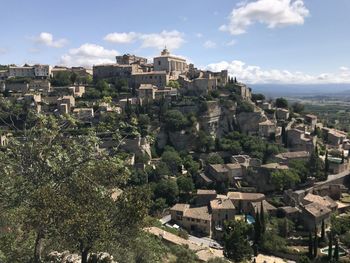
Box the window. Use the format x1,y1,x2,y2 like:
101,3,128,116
158,61,161,65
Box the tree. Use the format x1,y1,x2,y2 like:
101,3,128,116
223,220,252,262
321,220,326,242
313,228,318,258
168,80,180,89
96,79,109,91
153,179,179,205
254,211,262,245
292,102,304,114
334,236,339,261
308,231,313,259
275,97,288,108
251,93,265,102
177,176,194,194
161,149,182,175
325,150,329,179
207,153,224,164
0,118,131,263
51,71,72,86
164,110,188,131
260,201,266,234
298,255,311,263
271,169,300,191
328,232,333,260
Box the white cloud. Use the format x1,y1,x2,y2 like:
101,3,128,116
206,60,350,84
340,66,349,71
220,0,309,35
203,40,217,49
104,30,185,51
226,40,237,46
0,48,7,54
34,32,68,48
59,43,119,68
104,32,139,44
139,30,185,50
195,33,203,38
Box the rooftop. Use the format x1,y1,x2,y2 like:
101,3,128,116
210,198,235,210
184,206,211,221
303,202,331,218
197,189,217,195
303,193,338,209
227,192,265,201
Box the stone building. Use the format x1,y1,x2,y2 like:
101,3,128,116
273,151,310,165
227,192,265,214
276,108,290,121
210,197,236,239
258,119,277,138
93,63,140,80
207,163,242,185
116,54,148,65
195,189,217,206
170,204,211,236
8,64,51,79
132,71,169,89
153,48,188,79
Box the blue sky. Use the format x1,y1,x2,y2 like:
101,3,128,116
1,0,350,84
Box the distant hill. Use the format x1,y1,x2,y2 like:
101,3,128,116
250,84,350,98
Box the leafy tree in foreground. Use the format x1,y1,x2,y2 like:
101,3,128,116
223,220,252,263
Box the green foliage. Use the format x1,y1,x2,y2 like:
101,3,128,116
169,244,198,263
330,213,350,235
207,258,230,263
182,155,200,175
51,71,73,86
292,102,305,114
251,93,265,102
164,110,189,131
161,149,183,175
177,176,194,193
223,220,252,262
0,120,143,262
236,100,254,113
275,97,288,108
271,169,300,191
153,179,179,206
207,153,224,164
196,131,215,153
168,80,180,89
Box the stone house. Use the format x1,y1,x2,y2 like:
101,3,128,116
276,108,290,121
286,128,316,152
170,204,211,236
210,197,236,239
246,163,289,192
207,163,242,185
247,200,277,217
305,114,317,128
273,151,310,165
227,192,265,214
73,108,94,121
302,193,338,212
258,119,277,138
301,202,332,230
195,189,217,206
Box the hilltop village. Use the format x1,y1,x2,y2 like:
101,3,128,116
1,50,350,263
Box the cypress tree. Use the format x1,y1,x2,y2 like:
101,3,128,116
254,211,261,244
334,237,339,261
328,232,333,260
321,220,325,241
234,77,237,83
313,227,318,258
325,151,329,180
260,201,266,234
308,231,313,259
341,150,345,164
